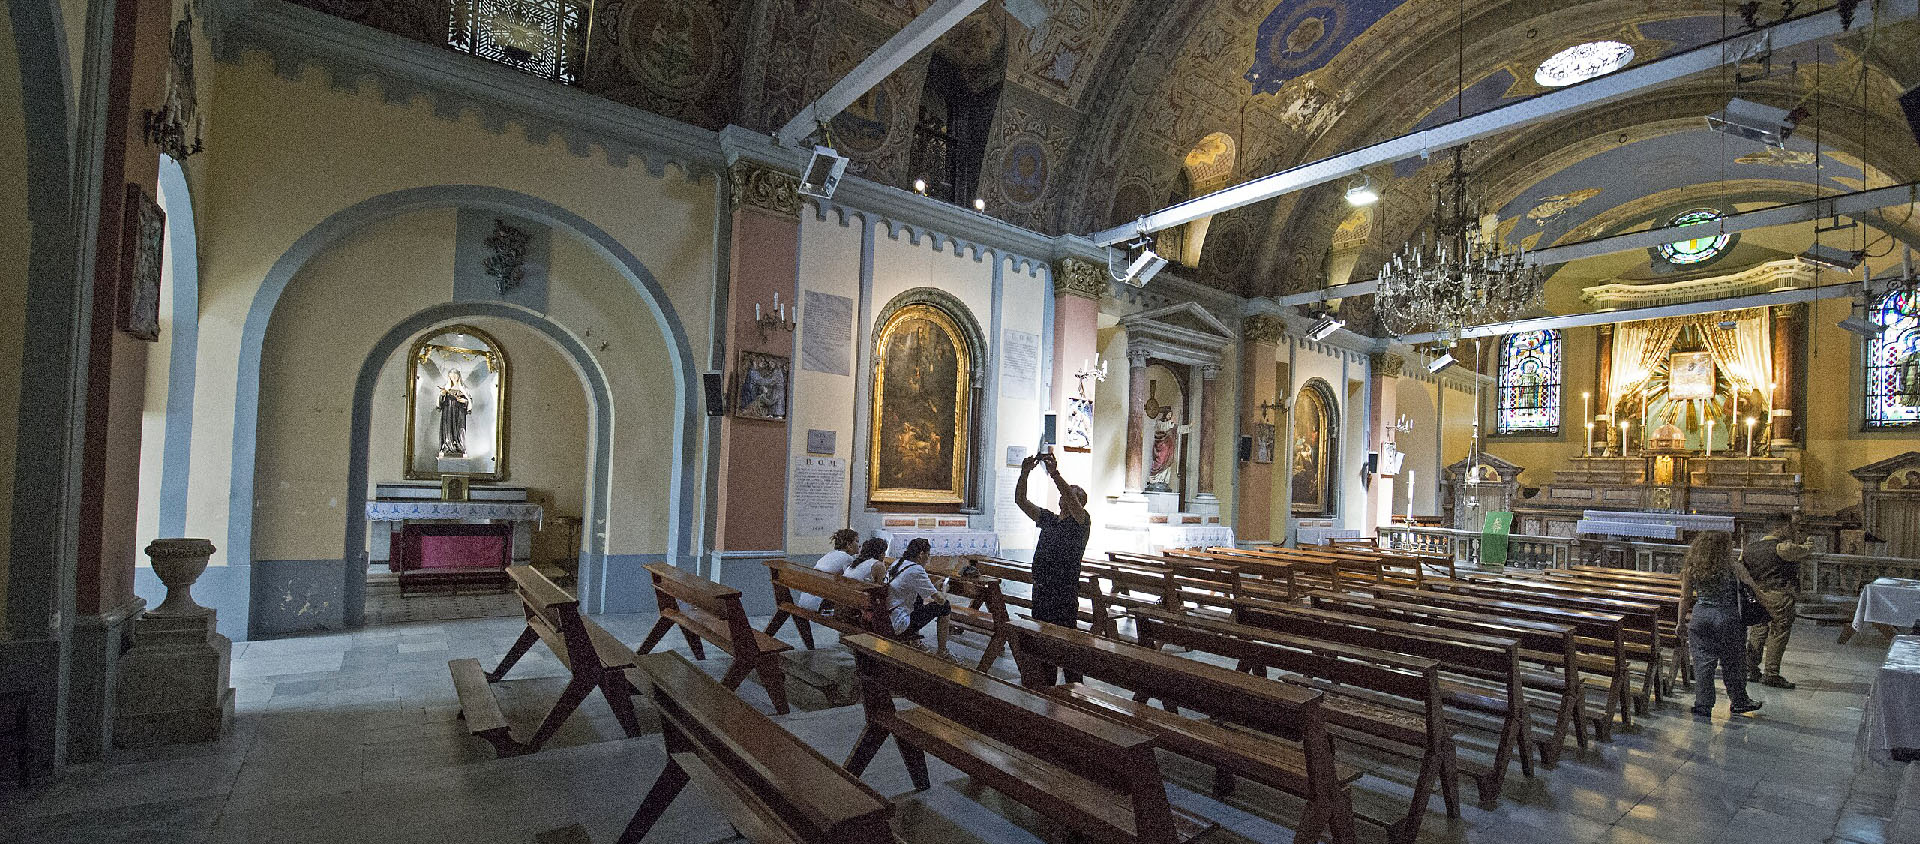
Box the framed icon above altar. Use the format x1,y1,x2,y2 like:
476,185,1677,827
403,326,509,481
1668,351,1716,400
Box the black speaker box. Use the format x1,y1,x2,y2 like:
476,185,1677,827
703,373,725,416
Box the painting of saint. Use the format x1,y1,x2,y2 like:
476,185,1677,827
1291,383,1335,515
735,351,789,421
871,303,973,504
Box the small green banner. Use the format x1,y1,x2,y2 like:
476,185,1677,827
1480,511,1515,571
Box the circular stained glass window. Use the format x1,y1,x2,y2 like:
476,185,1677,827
1658,209,1731,265
1535,41,1636,87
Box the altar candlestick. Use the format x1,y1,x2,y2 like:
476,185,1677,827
1746,416,1757,458
1705,419,1715,457
1621,420,1632,456
1585,421,1594,457
1583,391,1591,432
1407,469,1416,522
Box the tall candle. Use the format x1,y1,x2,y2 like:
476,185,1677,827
1585,421,1594,457
1621,420,1632,456
1745,416,1757,458
1407,469,1416,521
1705,419,1715,457
1583,391,1591,432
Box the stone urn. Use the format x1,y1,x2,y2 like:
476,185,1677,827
145,538,216,617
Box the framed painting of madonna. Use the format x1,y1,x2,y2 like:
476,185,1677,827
870,302,974,505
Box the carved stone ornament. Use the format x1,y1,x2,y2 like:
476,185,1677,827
1370,352,1406,378
1242,314,1286,346
142,0,203,160
1054,257,1108,300
728,161,802,218
482,219,531,294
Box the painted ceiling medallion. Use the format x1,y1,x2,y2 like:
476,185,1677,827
1534,40,1635,87
1246,0,1403,95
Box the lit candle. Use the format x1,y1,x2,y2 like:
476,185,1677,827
1585,421,1595,457
755,302,761,320
1745,416,1757,458
1583,391,1591,432
1705,419,1715,457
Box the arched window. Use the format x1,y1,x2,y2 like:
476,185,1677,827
448,0,585,84
1495,329,1561,434
1865,289,1920,428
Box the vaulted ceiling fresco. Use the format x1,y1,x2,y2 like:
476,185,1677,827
294,0,1920,327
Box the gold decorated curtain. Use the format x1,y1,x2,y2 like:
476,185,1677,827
1608,308,1770,413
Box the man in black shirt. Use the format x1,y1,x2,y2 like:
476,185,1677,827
1744,512,1810,689
1015,452,1092,629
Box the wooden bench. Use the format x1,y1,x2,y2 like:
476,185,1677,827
1306,590,1603,755
923,558,1015,672
1425,578,1666,711
1108,551,1297,608
637,563,794,714
618,651,893,844
1000,616,1362,844
1231,597,1538,781
1129,608,1481,838
762,558,891,649
960,556,1123,632
1360,583,1635,729
841,632,1213,844
449,565,643,756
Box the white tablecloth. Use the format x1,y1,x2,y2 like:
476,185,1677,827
1853,578,1920,629
1146,525,1235,553
365,501,545,527
1858,635,1920,766
873,529,1000,560
1297,527,1362,546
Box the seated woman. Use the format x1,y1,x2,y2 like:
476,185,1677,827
795,529,861,612
884,538,951,656
844,537,891,584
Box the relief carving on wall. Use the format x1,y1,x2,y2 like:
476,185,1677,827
728,161,803,218
1053,257,1107,300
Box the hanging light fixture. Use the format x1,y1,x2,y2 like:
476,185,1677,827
1372,0,1541,337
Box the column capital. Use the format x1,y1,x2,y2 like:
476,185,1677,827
1242,314,1286,346
728,161,802,218
1770,303,1804,321
1054,257,1108,300
1201,363,1222,380
1597,323,1615,338
1369,352,1405,378
1126,348,1152,368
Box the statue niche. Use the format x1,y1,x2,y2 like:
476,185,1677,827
404,326,509,481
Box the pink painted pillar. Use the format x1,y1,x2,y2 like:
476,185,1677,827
715,162,800,552
1197,365,1220,496
1051,259,1104,489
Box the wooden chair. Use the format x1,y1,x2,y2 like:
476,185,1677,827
637,563,794,714
761,558,891,648
448,565,643,756
1001,617,1362,844
841,632,1212,844
617,652,894,844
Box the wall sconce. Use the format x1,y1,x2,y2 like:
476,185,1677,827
754,291,796,341
1259,399,1287,422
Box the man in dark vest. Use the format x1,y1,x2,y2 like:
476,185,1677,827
1015,452,1092,683
1744,512,1810,689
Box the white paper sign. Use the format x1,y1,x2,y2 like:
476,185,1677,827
790,456,848,537
801,291,854,376
1000,329,1040,400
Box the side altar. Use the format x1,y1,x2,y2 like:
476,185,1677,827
366,482,544,592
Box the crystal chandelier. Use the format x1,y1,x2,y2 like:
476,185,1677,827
1374,146,1543,337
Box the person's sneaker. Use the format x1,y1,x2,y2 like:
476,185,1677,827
1760,675,1797,689
1730,700,1765,714
1690,705,1714,717
1747,668,1764,683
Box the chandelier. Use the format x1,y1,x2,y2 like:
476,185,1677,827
1374,146,1543,337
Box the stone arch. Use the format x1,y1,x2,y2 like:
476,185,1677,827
151,155,201,538
228,186,701,623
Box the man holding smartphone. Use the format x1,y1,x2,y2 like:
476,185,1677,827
1015,452,1092,633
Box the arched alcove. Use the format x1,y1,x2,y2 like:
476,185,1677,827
132,155,202,553
867,287,988,510
1290,378,1340,517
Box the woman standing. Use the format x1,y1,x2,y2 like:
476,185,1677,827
1678,530,1765,717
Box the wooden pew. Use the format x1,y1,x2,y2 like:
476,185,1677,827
960,555,1125,632
1113,550,1298,605
1426,578,1666,712
924,558,1014,672
840,633,1214,844
1359,583,1635,729
999,617,1361,844
761,558,891,649
1305,590,1603,755
637,563,795,714
1463,573,1684,694
1130,607,1490,834
448,565,643,756
618,652,893,844
1231,597,1538,781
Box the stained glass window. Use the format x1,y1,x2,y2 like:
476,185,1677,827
1658,209,1730,265
1496,329,1561,434
448,0,584,84
1865,289,1920,428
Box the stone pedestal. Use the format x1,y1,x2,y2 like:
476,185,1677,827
115,539,234,748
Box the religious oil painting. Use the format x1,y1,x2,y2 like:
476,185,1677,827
404,326,508,482
1291,381,1337,516
734,351,791,421
1253,423,1276,464
871,303,973,505
1669,351,1716,400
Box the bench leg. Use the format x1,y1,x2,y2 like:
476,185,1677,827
894,740,931,792
635,617,675,656
680,626,707,661
791,616,817,651
523,676,595,754
1436,748,1463,817
487,626,540,682
757,657,791,715
973,631,1006,673
600,674,646,738
763,610,790,639
618,757,691,844
843,725,891,776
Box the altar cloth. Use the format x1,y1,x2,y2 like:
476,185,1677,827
874,529,1000,560
1853,578,1920,630
1858,635,1920,766
365,500,544,528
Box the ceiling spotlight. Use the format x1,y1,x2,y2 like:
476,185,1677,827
913,178,928,195
1801,243,1862,272
973,197,986,211
1428,352,1458,373
1345,176,1380,206
1839,314,1885,338
1706,98,1798,148
1307,315,1345,341
1119,244,1169,288
798,145,848,200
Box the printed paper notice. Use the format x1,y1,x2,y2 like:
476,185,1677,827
1000,329,1040,400
791,456,848,537
801,291,853,376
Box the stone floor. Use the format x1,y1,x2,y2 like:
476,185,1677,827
361,574,522,626
3,612,1917,844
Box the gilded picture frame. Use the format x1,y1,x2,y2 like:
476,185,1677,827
1290,381,1337,516
870,303,973,505
1668,351,1716,400
402,325,509,482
